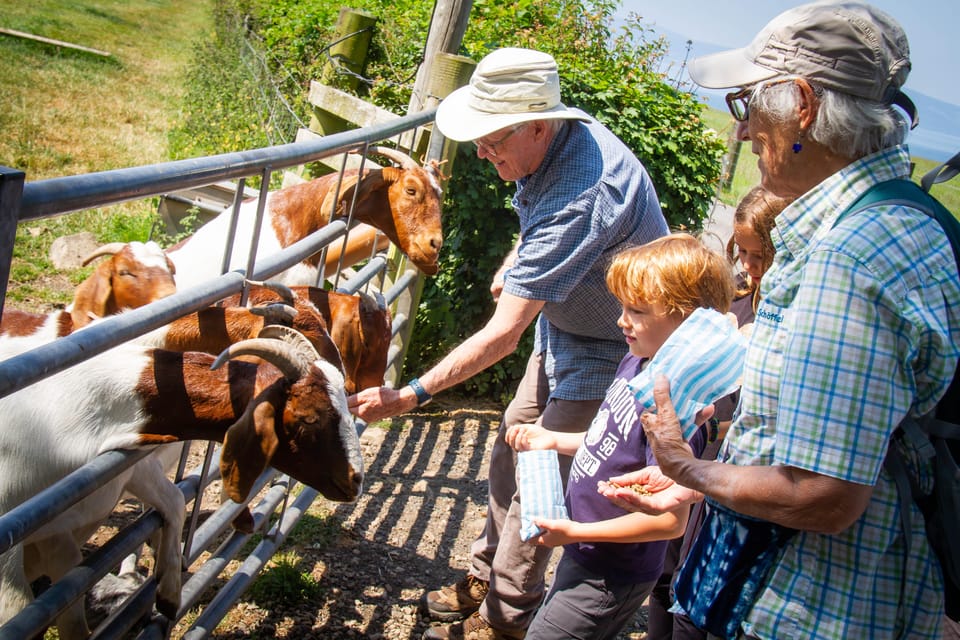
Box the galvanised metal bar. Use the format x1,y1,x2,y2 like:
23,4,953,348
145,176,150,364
178,482,317,640
382,268,419,306
0,167,24,316
18,109,435,220
0,448,150,555
183,466,279,567
177,479,295,615
0,508,164,640
90,580,158,640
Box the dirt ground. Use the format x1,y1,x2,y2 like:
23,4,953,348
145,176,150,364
161,398,650,639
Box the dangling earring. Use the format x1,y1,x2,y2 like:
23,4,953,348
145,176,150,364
793,129,805,154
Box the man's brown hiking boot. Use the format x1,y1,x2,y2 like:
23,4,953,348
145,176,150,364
421,575,489,622
422,612,526,640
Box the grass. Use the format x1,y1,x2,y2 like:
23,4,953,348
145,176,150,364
246,551,323,606
700,104,960,217
0,0,213,309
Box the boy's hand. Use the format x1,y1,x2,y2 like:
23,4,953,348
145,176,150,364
529,518,576,547
505,423,556,451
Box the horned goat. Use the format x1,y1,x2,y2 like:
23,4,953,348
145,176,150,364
166,146,444,290
16,300,330,635
0,325,362,639
219,284,392,394
0,241,176,339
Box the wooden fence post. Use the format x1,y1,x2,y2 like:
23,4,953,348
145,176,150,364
385,1,474,387
720,127,742,192
312,8,377,136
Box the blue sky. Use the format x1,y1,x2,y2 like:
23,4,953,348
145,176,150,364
616,0,958,107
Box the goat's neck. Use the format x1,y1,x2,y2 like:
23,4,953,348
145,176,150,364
135,351,285,442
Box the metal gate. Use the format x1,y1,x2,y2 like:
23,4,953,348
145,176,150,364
0,108,437,639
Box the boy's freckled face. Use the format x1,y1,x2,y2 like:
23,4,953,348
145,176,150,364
618,300,685,359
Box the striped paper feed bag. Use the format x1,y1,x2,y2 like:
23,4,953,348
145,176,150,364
517,449,569,542
628,307,747,440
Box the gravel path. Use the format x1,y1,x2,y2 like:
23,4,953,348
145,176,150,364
186,399,650,639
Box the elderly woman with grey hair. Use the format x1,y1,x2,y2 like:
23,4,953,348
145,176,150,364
602,2,960,639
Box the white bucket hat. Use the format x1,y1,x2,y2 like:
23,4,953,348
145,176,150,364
435,48,590,142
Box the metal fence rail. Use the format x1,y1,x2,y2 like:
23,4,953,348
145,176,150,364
0,108,437,639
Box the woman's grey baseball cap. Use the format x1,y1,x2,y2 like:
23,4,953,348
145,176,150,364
687,1,913,117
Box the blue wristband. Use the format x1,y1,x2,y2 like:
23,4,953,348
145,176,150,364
407,377,433,406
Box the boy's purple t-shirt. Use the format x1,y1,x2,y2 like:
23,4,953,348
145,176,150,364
565,353,707,584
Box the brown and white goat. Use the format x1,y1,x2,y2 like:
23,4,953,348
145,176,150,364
0,326,362,639
167,147,444,290
218,284,392,394
14,301,331,635
0,241,177,339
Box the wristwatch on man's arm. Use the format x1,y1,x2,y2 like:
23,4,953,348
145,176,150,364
406,377,433,407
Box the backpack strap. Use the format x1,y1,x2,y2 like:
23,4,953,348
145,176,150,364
921,150,960,193
844,177,960,620
843,178,960,272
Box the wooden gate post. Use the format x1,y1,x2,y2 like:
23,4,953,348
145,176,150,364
312,8,377,136
385,1,474,387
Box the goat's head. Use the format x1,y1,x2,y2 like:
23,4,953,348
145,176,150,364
345,146,444,275
331,289,391,394
211,325,363,503
72,241,177,327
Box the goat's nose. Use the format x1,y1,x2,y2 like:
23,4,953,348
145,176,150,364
351,467,364,496
430,235,443,251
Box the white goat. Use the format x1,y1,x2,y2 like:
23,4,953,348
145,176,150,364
166,147,444,289
0,326,362,639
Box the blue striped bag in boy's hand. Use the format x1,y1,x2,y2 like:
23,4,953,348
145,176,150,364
627,307,748,441
517,449,569,542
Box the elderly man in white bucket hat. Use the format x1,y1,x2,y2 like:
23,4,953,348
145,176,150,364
605,3,960,640
349,47,668,639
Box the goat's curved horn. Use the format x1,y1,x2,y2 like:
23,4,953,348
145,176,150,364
366,145,418,169
244,279,295,307
82,242,128,266
249,303,298,326
256,324,321,364
211,327,319,382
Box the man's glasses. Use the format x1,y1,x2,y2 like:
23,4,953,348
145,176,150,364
724,79,797,122
473,125,525,157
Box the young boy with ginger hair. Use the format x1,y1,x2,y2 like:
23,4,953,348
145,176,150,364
505,233,735,640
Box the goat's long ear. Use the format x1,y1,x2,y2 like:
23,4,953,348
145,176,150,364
320,174,363,218
342,169,390,210
220,400,280,502
70,261,114,328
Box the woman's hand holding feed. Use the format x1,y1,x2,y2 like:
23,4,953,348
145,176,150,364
598,465,702,515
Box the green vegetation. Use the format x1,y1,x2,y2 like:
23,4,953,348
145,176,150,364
700,105,960,217
246,551,322,606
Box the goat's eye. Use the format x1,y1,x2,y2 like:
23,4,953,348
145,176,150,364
405,187,417,197
118,270,132,277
